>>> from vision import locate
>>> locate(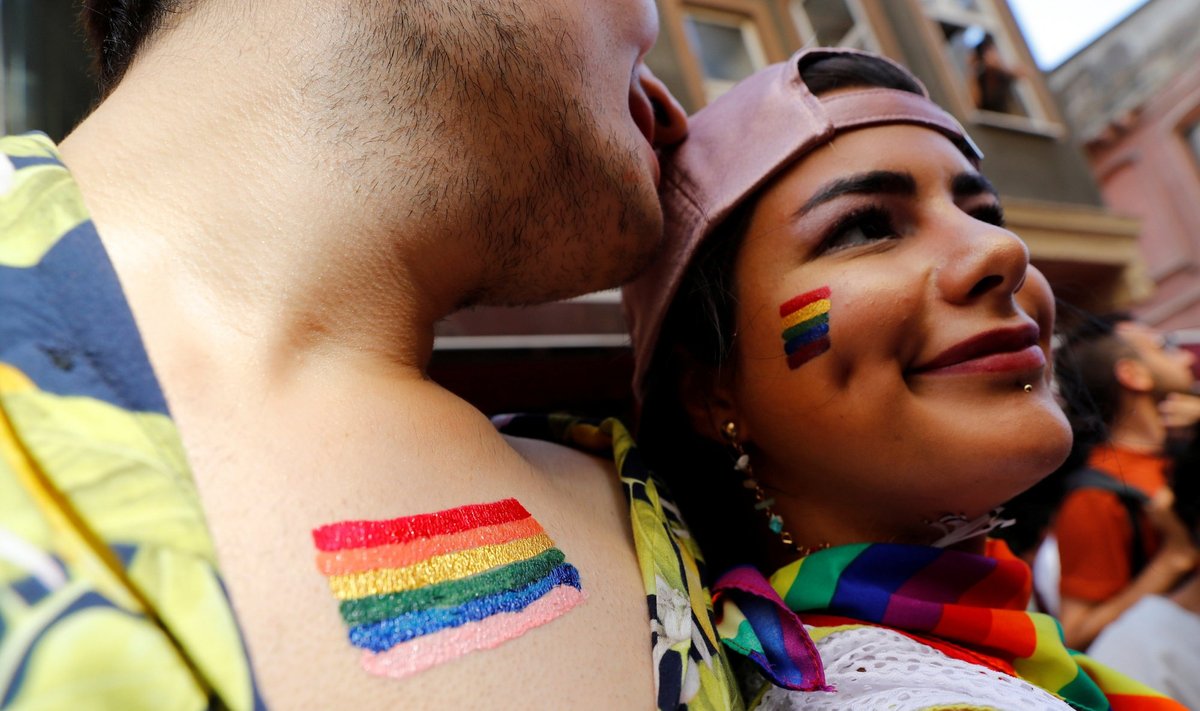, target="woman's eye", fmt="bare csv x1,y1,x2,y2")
970,203,1006,227
819,207,900,254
